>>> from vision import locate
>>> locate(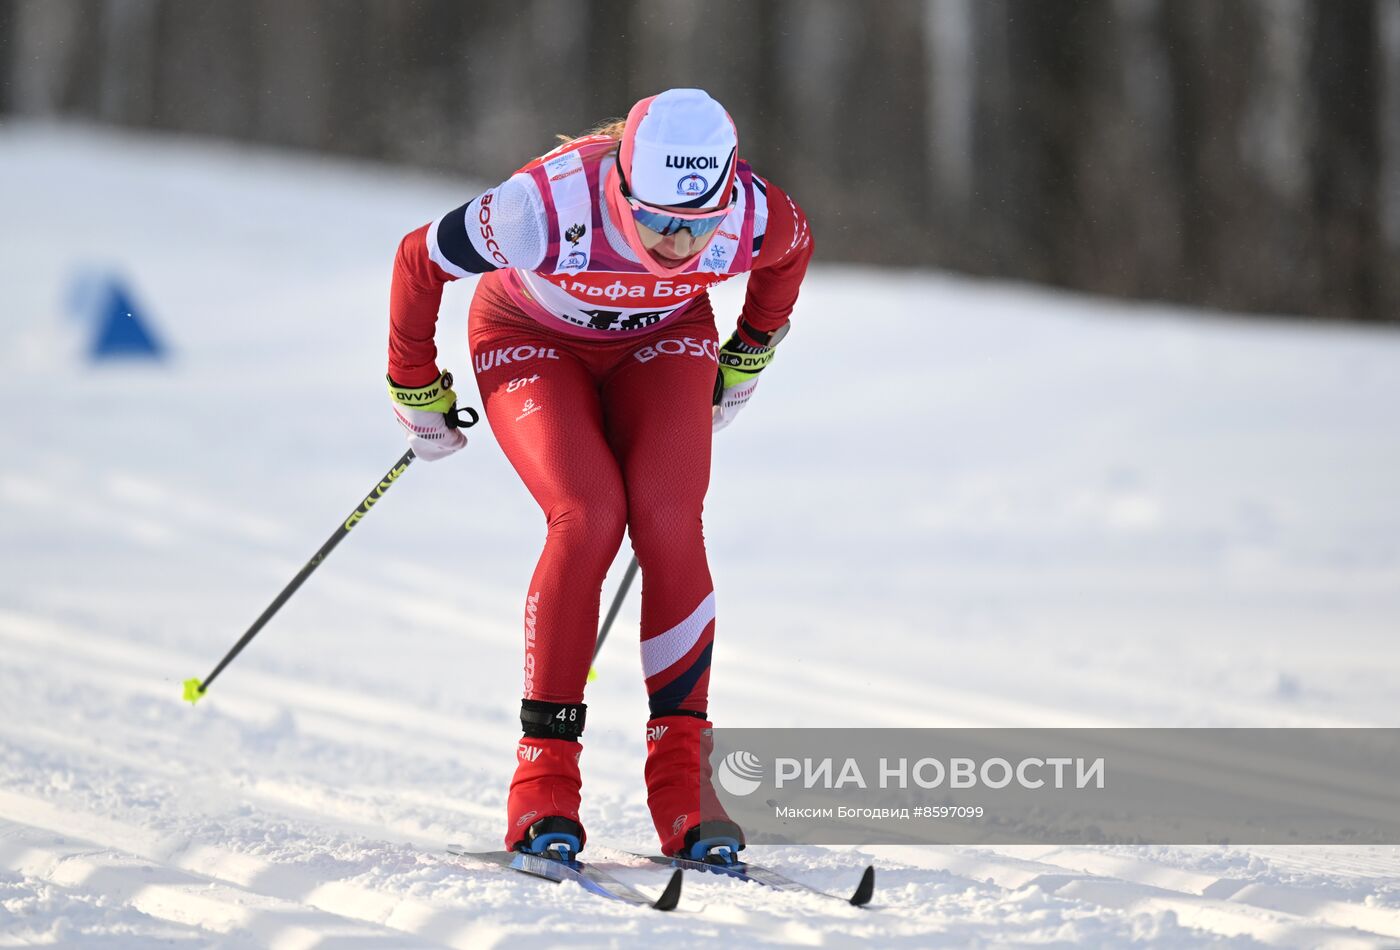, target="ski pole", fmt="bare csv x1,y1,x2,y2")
183,448,417,704
587,554,639,682
183,407,476,704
